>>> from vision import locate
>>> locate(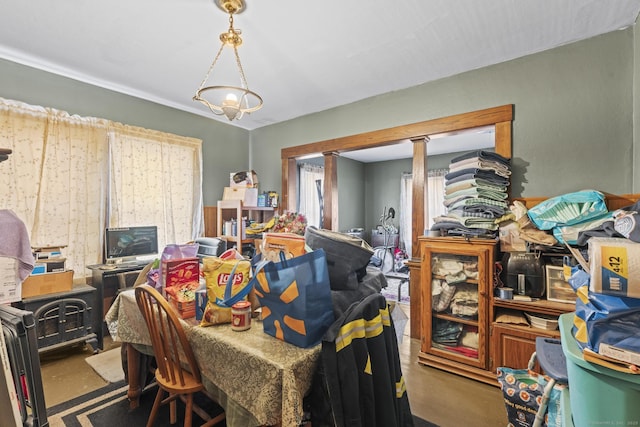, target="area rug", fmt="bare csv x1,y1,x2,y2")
47,381,437,426
381,276,411,304
85,347,125,383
